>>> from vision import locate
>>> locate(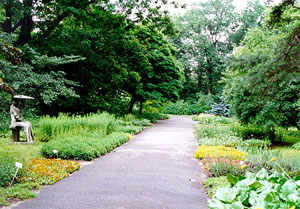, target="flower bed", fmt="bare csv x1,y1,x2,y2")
194,145,246,161
19,159,80,185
